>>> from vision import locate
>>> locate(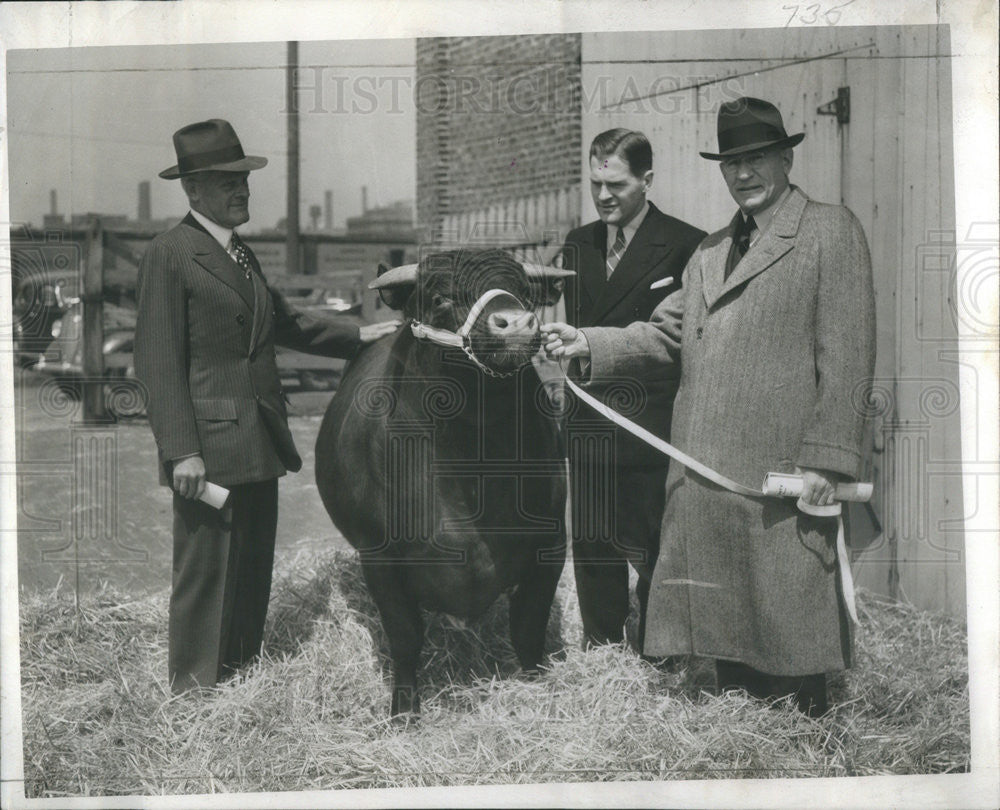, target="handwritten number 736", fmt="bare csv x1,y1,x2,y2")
783,0,855,26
